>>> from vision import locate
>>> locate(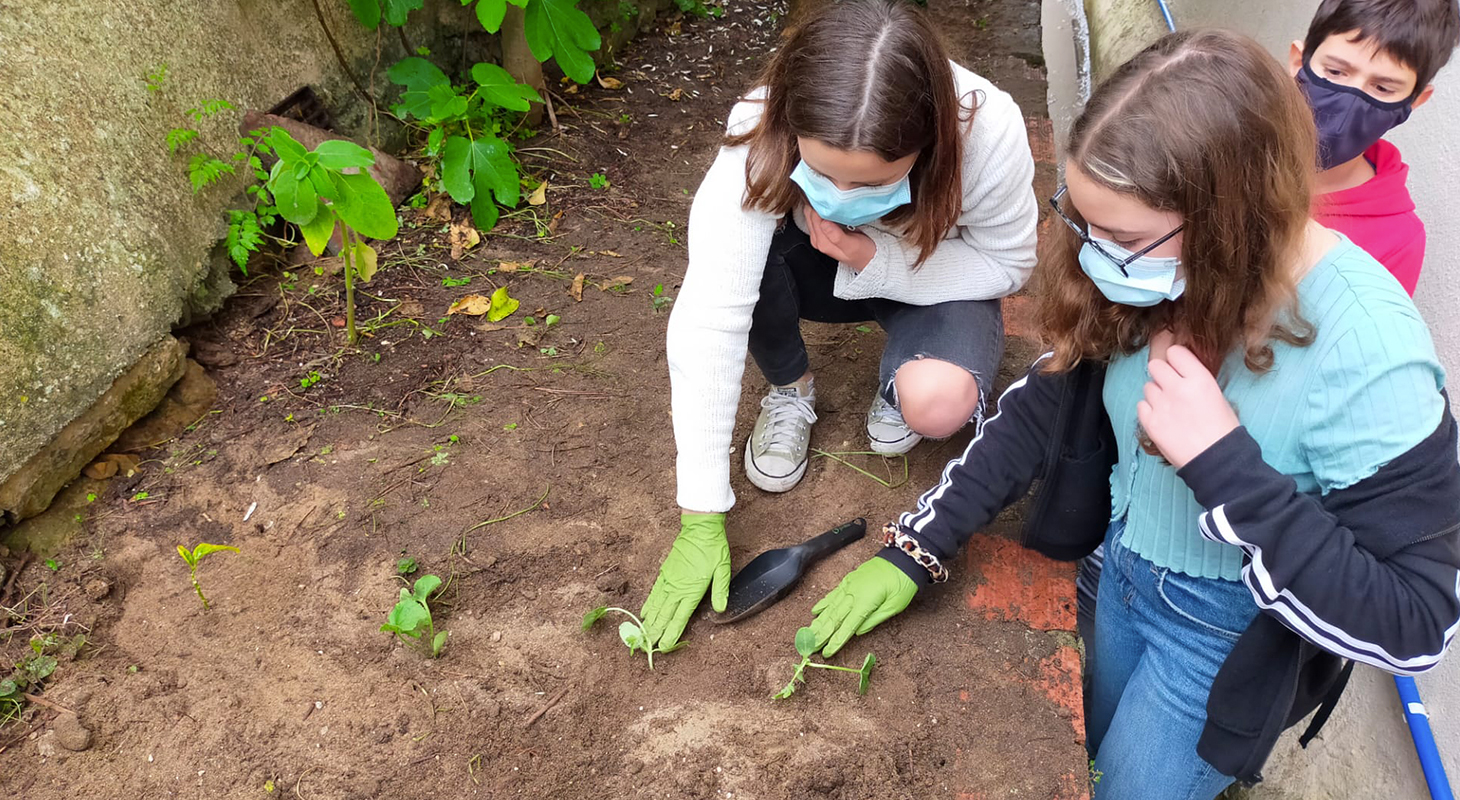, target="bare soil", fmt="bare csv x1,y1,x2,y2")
1,2,1086,798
